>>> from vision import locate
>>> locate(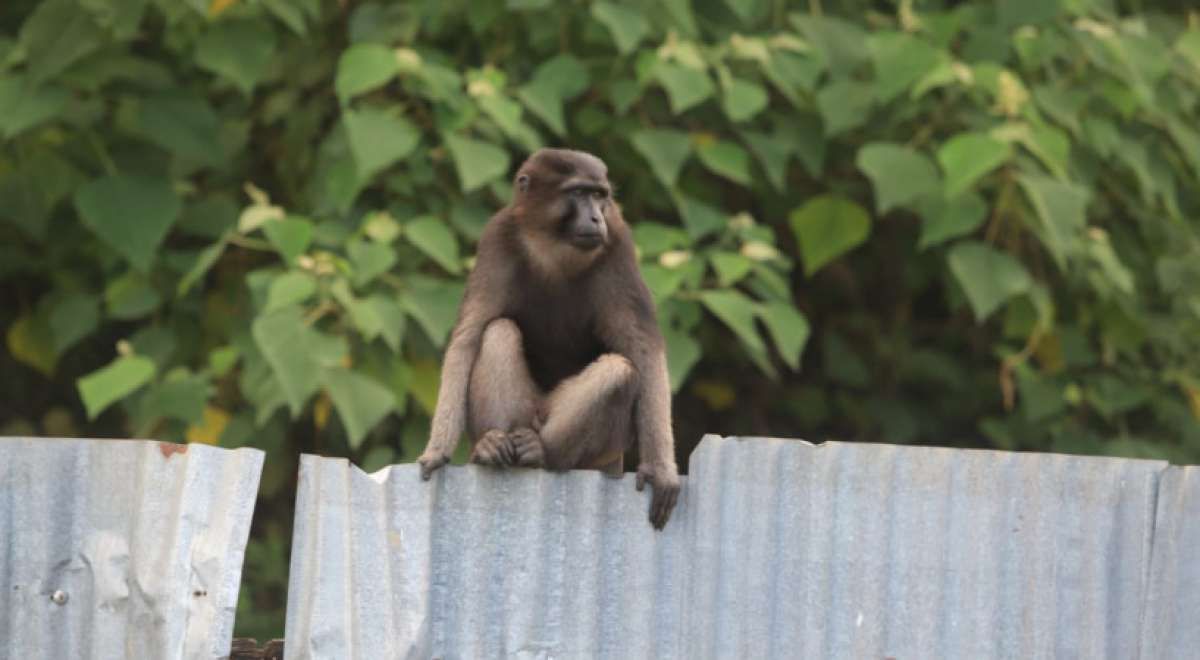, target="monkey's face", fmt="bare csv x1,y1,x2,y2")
559,184,610,250
515,149,613,252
